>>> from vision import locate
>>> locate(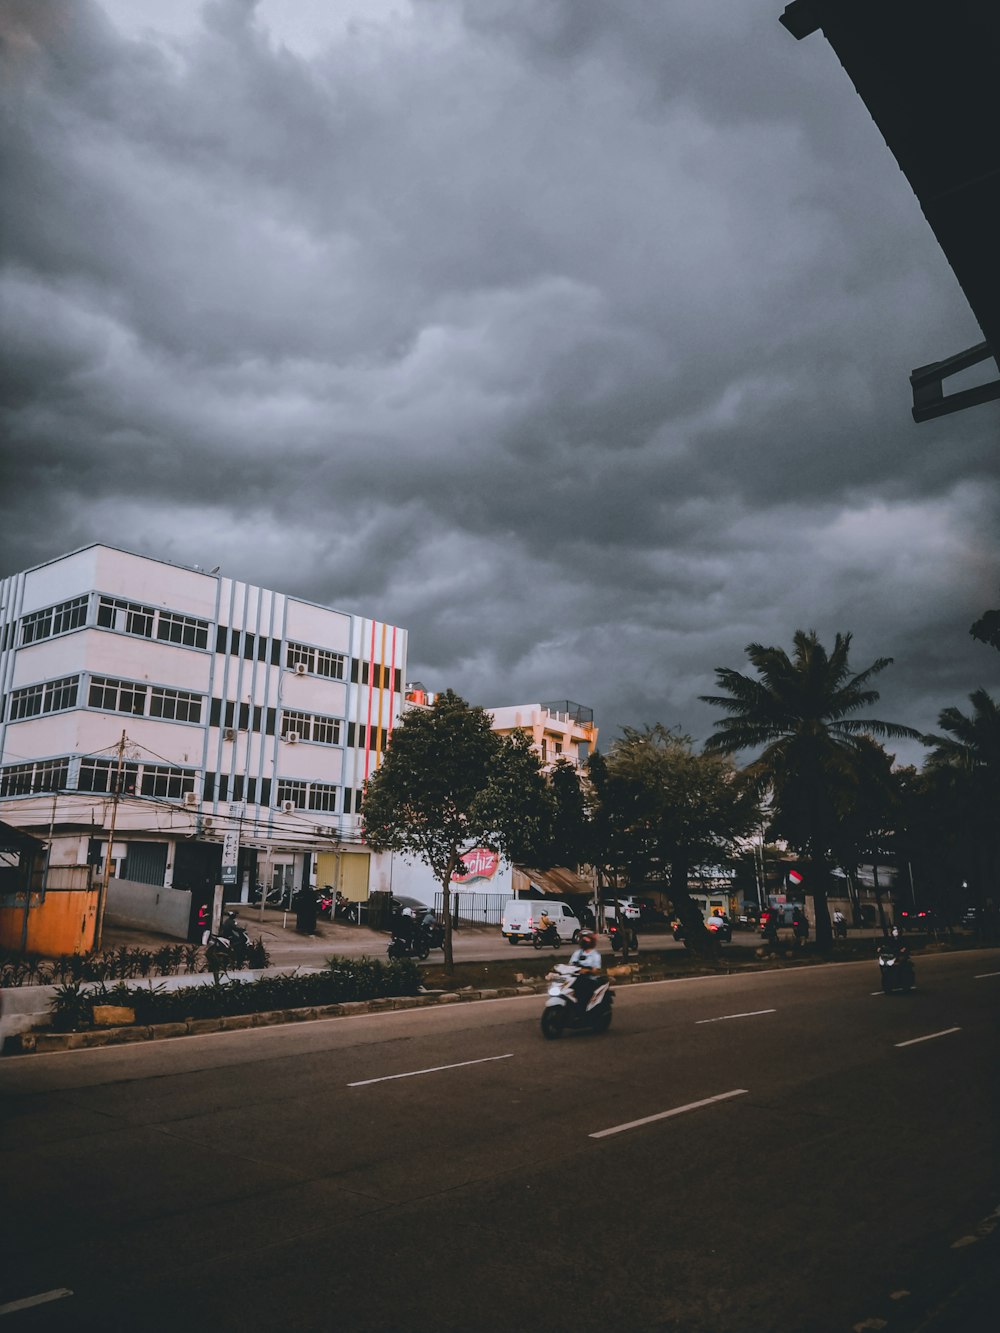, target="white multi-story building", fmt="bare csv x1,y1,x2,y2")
487,700,598,770
0,545,406,928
